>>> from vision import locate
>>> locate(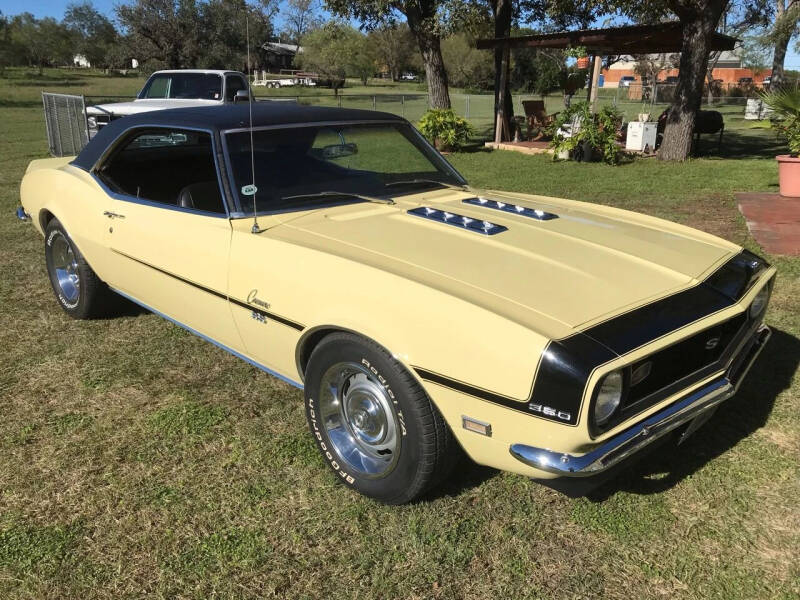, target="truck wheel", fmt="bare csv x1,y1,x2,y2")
44,218,110,319
304,332,460,504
